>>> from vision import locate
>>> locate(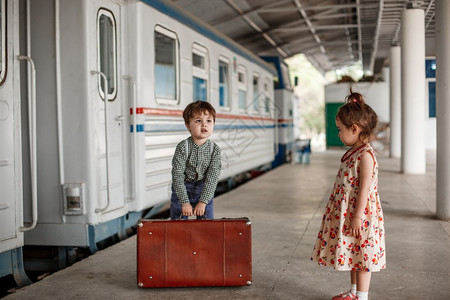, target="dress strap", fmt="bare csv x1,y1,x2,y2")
341,144,367,162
